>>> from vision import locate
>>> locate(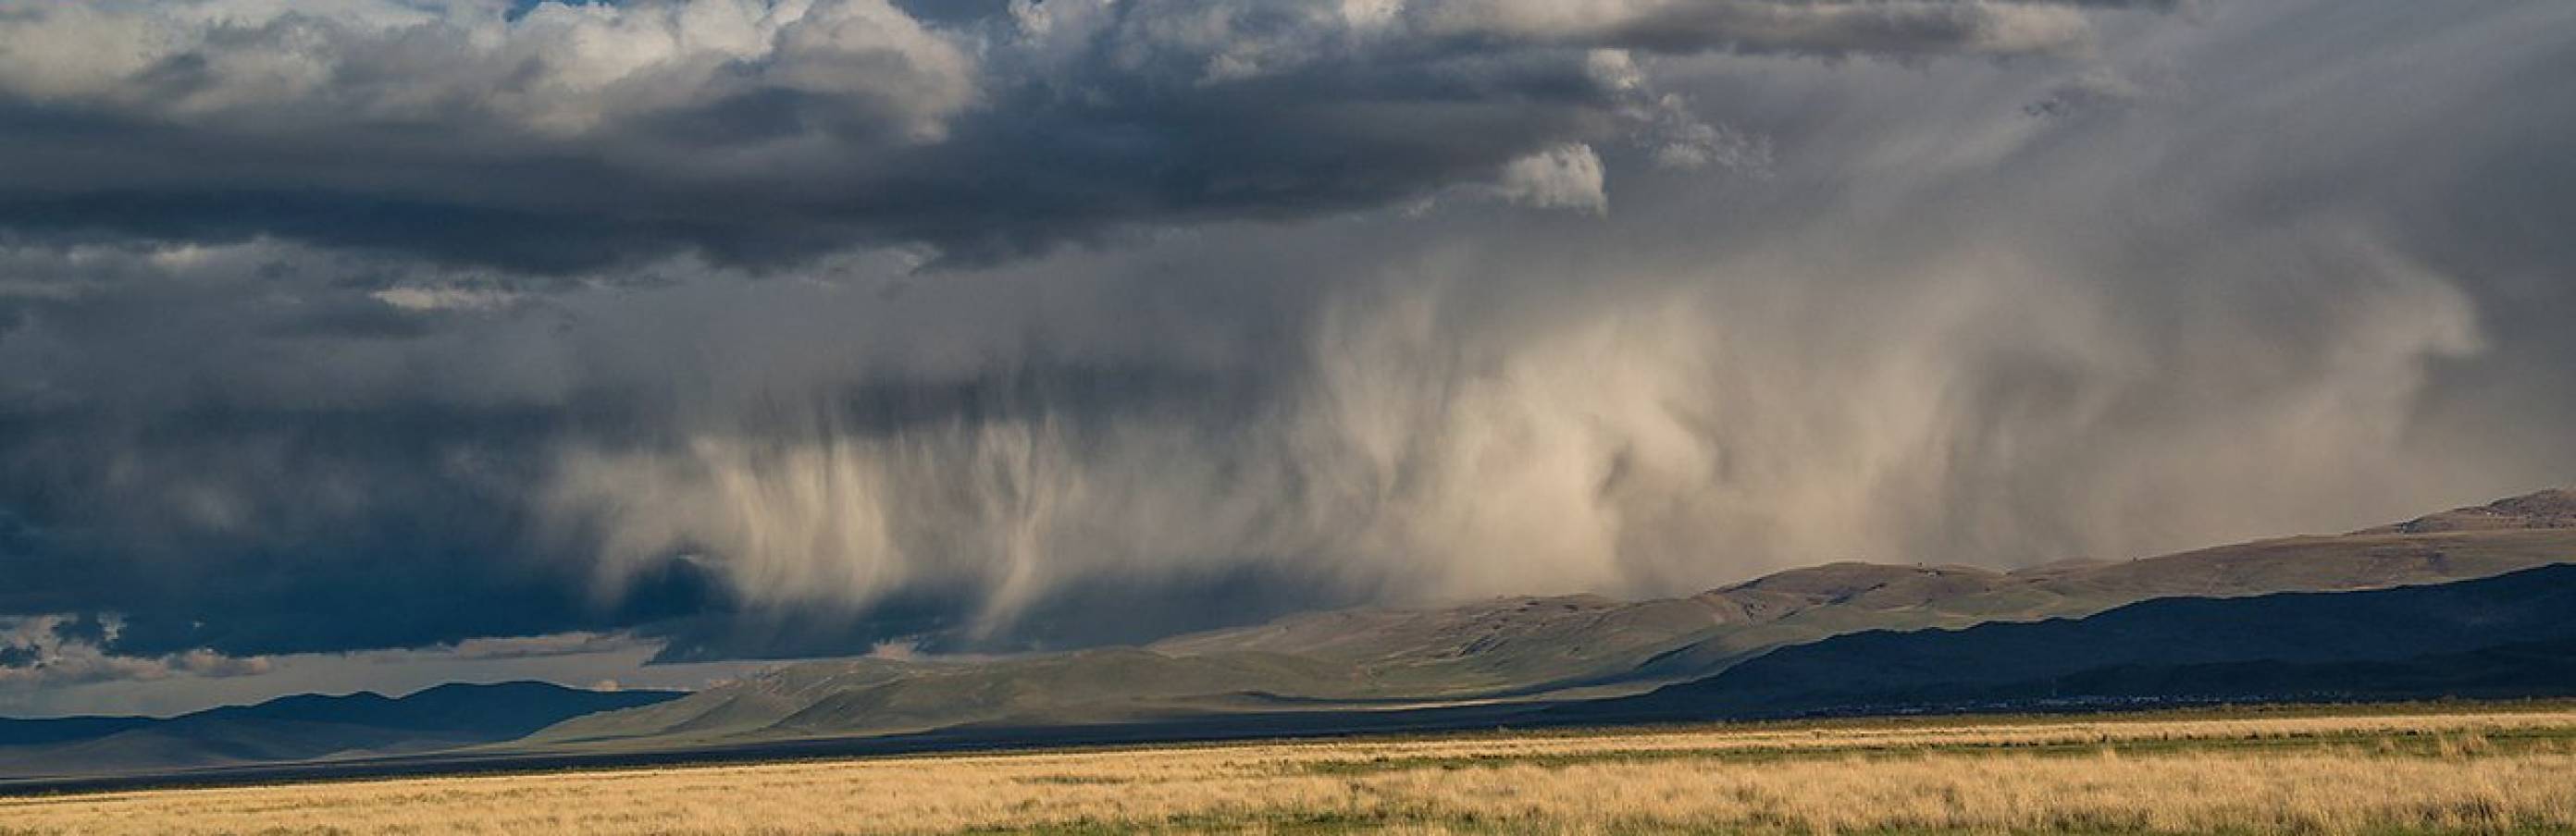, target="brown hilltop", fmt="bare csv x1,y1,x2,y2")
2360,488,2576,535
